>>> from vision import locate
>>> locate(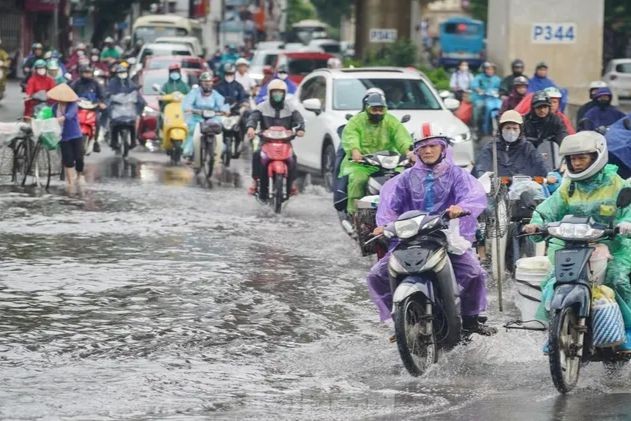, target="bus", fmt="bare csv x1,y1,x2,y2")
133,15,204,52
438,17,485,68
